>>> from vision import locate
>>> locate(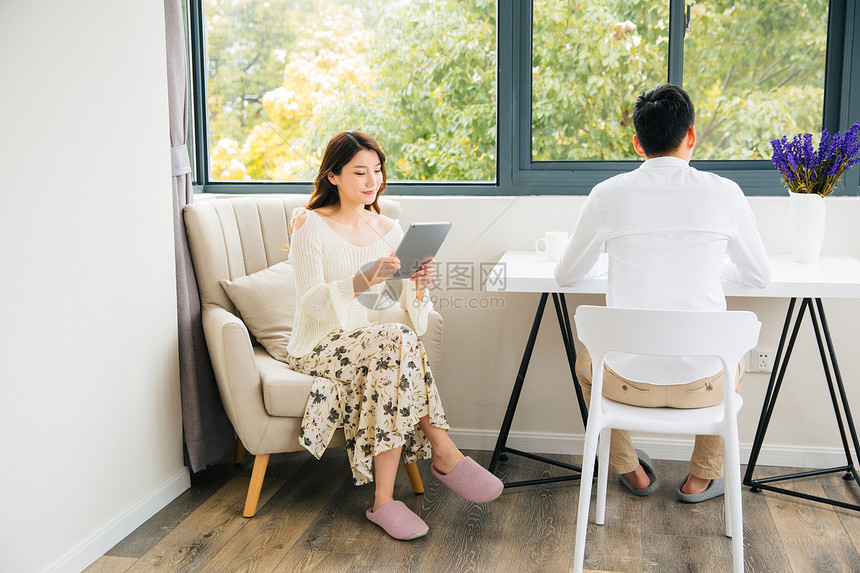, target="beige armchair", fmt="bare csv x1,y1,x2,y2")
184,196,443,517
